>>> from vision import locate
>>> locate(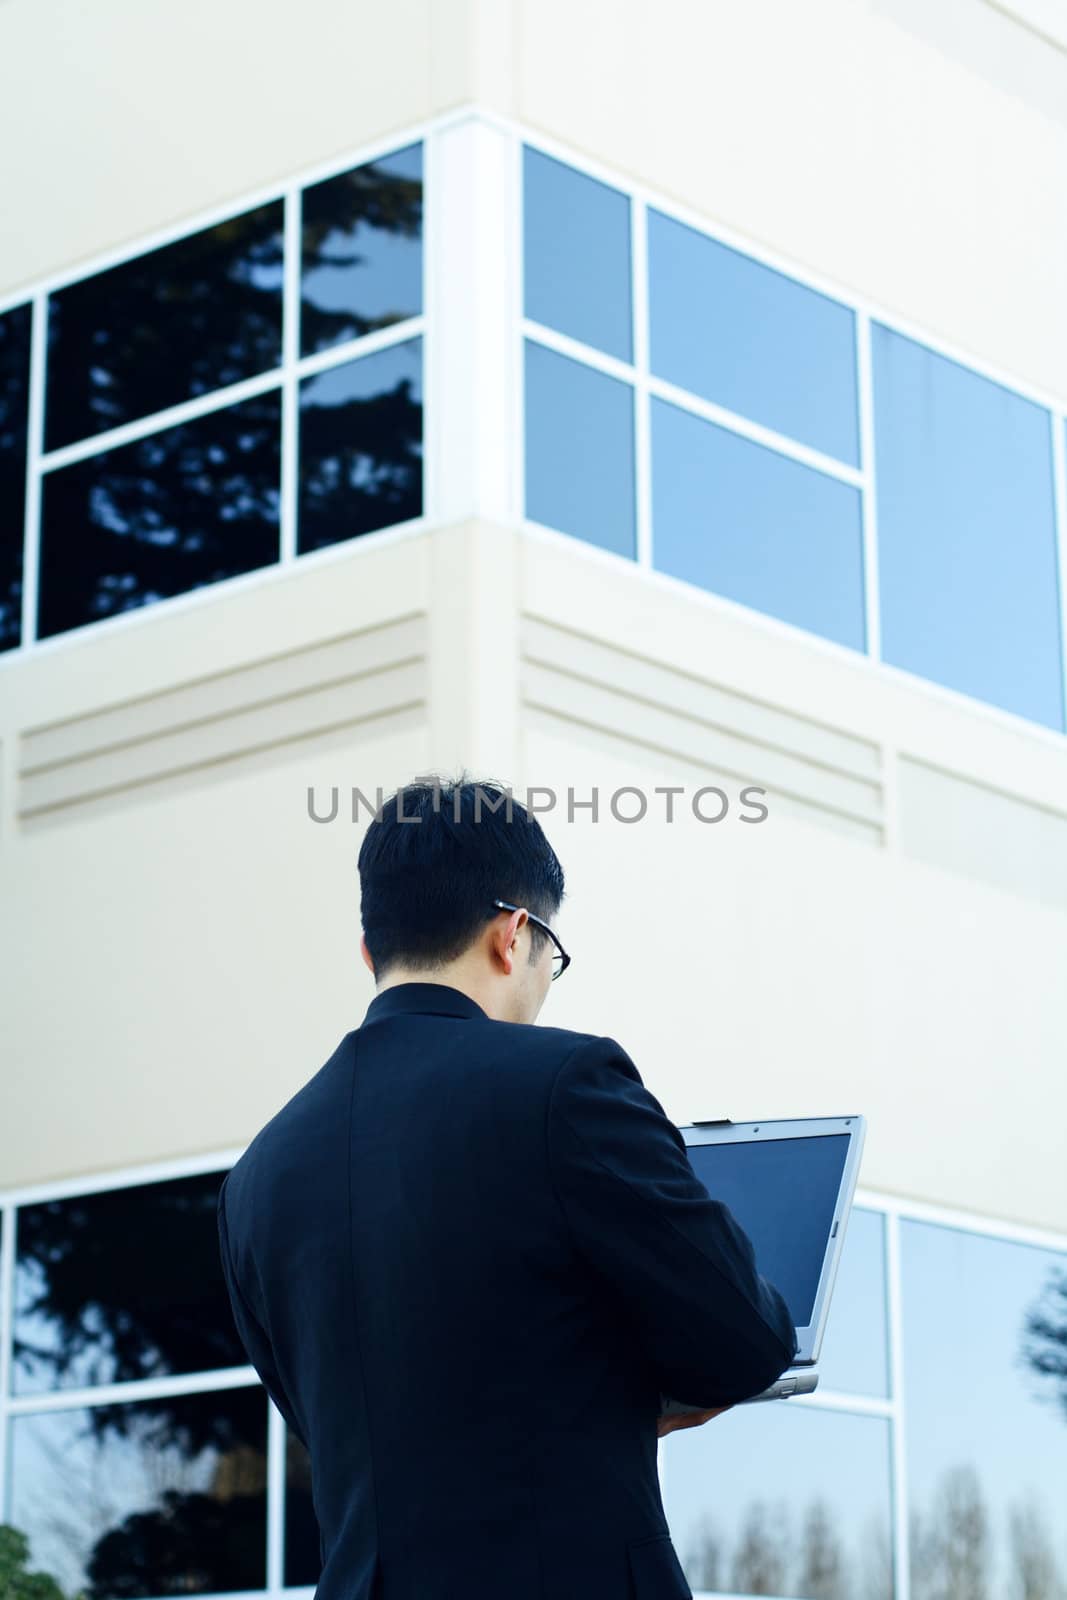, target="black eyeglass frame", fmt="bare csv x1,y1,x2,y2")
491,898,571,980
